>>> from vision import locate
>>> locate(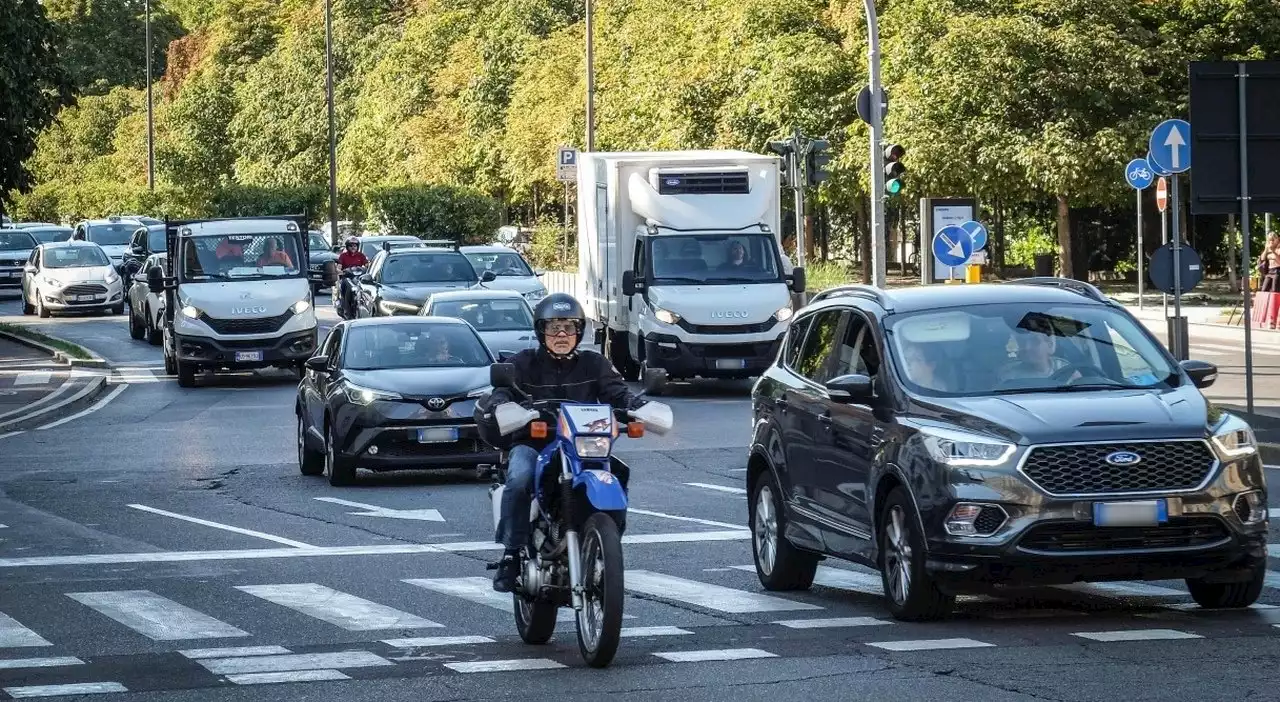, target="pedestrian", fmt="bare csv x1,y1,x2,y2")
1260,232,1280,293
